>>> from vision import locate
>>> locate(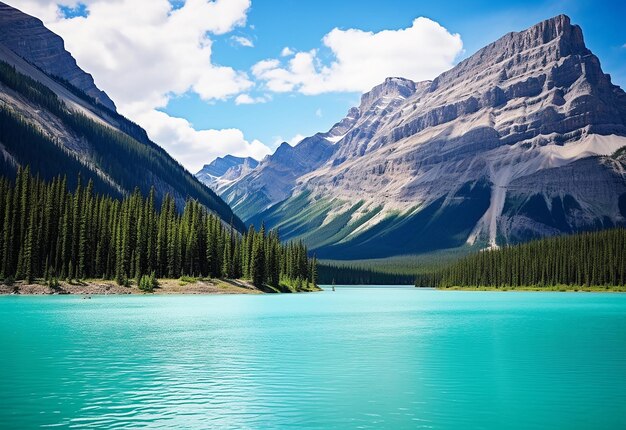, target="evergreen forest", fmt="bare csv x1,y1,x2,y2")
417,228,626,289
0,168,316,291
